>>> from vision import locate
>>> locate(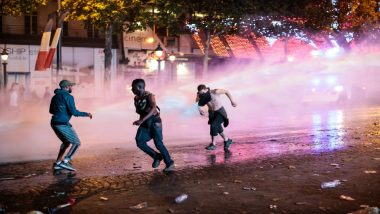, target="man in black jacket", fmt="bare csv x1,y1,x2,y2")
50,80,92,172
